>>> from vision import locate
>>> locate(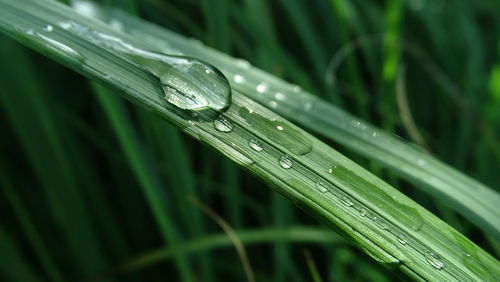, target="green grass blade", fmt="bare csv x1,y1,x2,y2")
93,4,500,239
0,36,108,277
0,169,64,282
0,1,498,280
90,83,194,282
0,227,43,282
122,226,342,273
